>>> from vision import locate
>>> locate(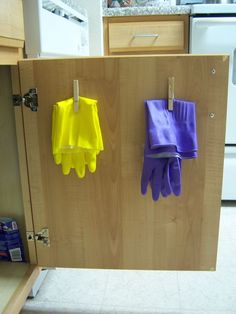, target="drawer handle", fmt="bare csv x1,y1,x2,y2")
133,34,159,38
